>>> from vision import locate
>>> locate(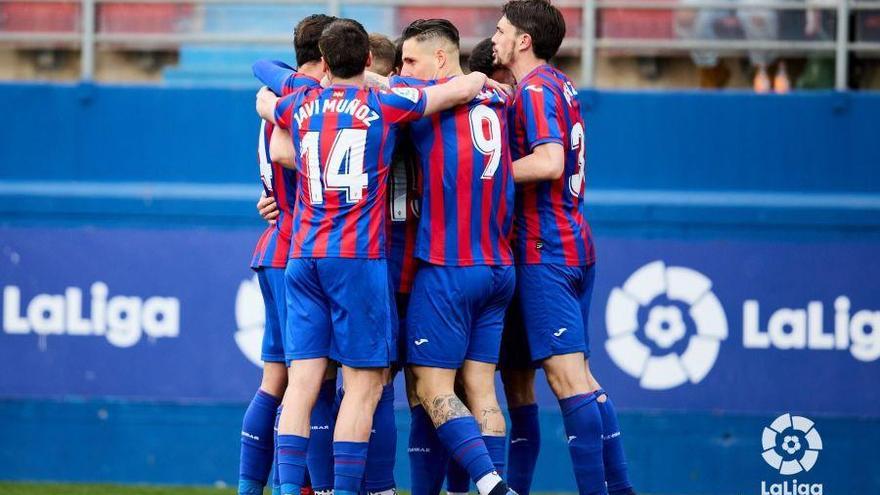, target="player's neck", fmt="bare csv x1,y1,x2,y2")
328,73,366,87
511,54,547,85
437,65,464,79
298,61,324,81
